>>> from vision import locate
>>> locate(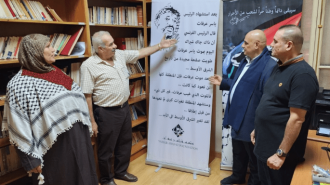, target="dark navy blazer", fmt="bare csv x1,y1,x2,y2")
220,48,276,142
